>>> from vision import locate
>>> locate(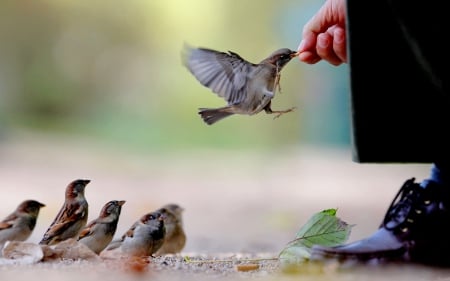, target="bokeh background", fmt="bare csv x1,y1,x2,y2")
0,0,351,149
0,0,429,255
